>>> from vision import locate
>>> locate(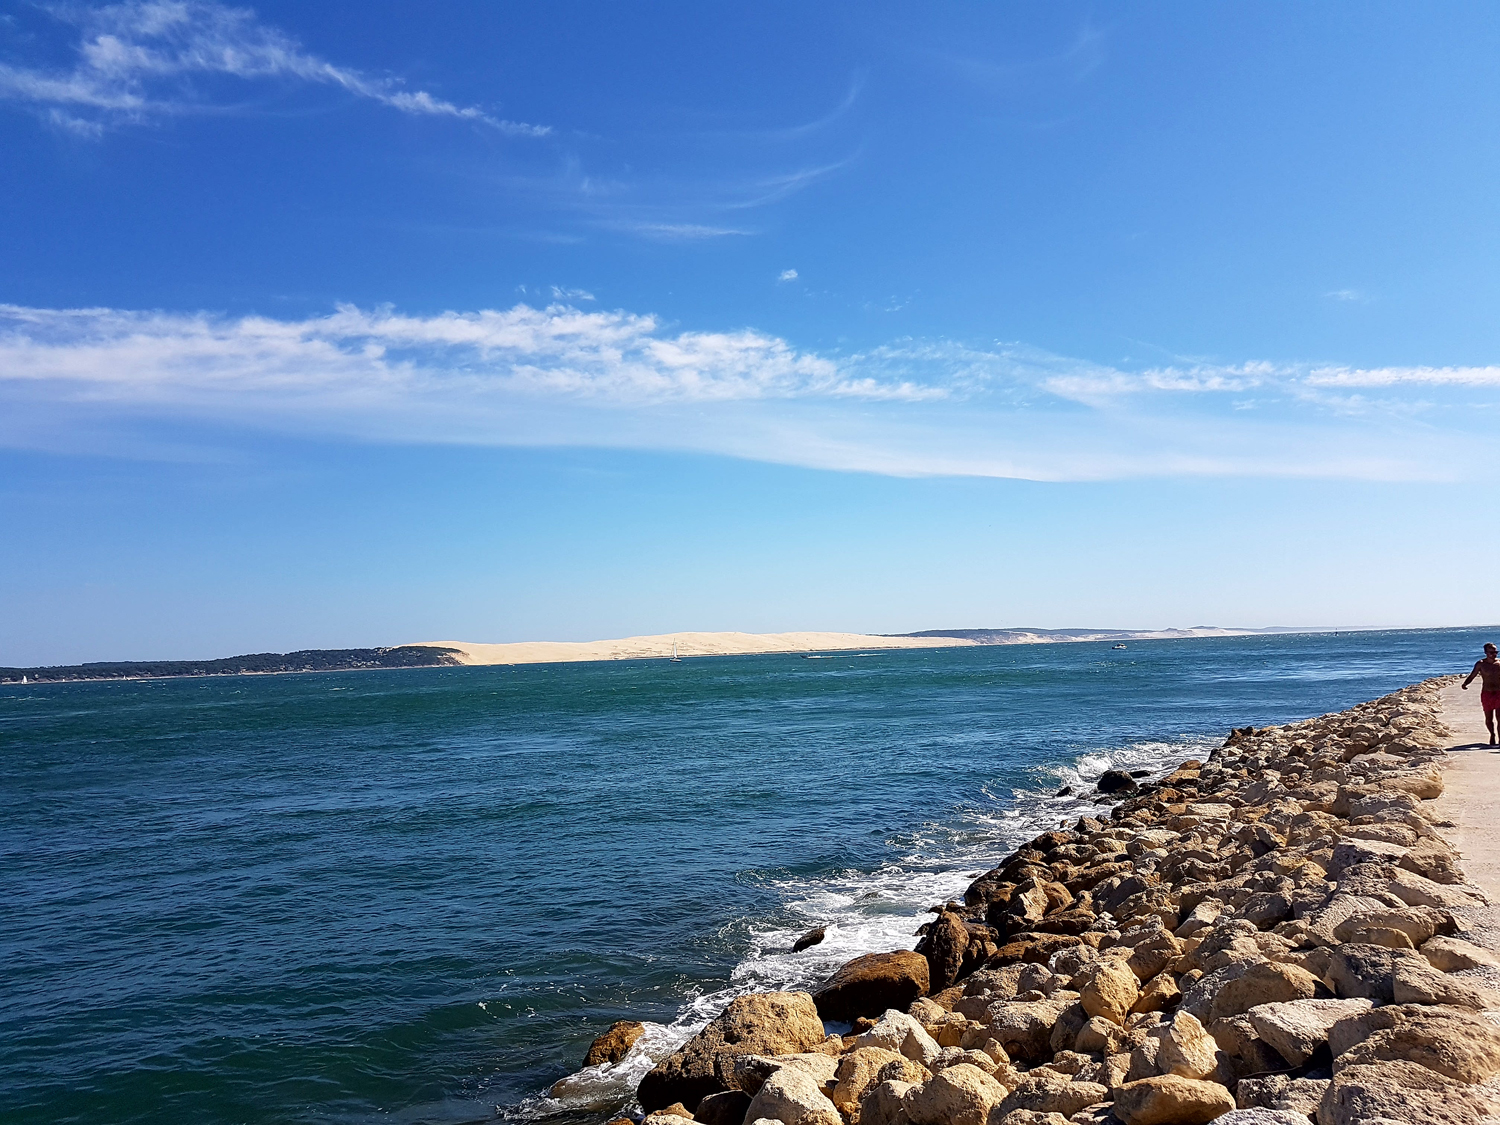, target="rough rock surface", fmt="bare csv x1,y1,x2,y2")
813,953,931,1023
606,679,1500,1125
584,1020,646,1067
638,992,826,1111
1114,1075,1236,1125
